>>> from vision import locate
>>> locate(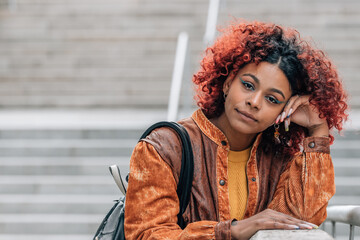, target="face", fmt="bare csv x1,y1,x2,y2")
222,62,292,135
